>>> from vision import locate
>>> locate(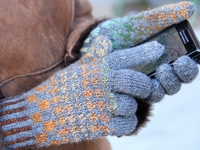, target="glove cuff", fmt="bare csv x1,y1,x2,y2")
0,96,36,150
